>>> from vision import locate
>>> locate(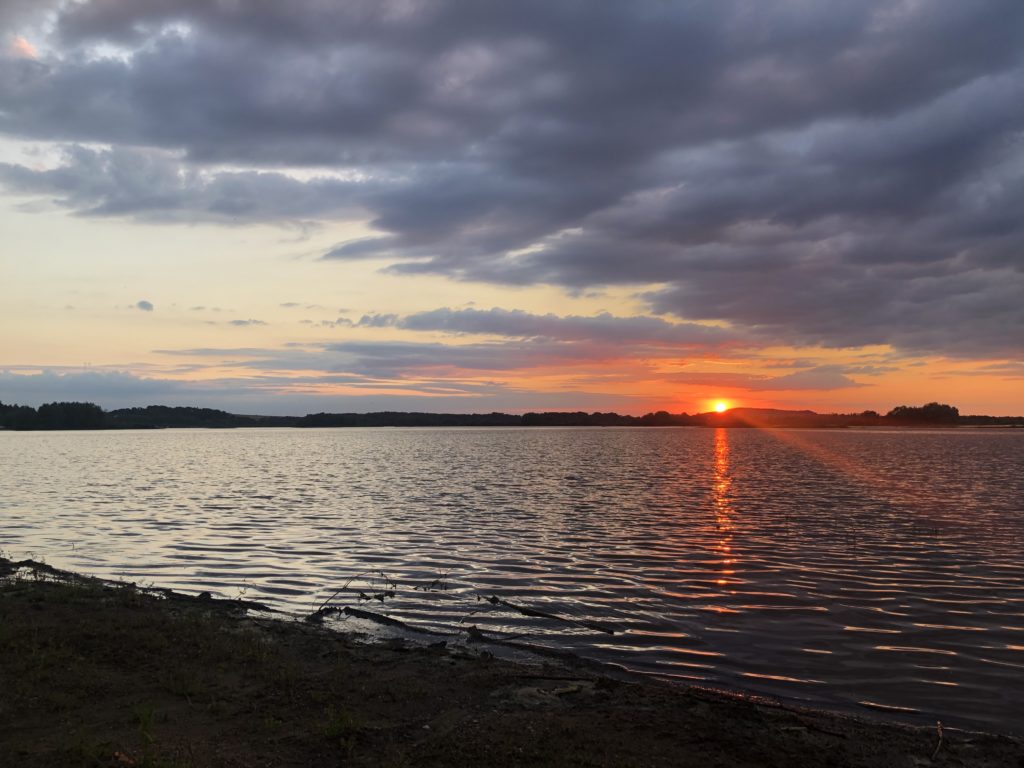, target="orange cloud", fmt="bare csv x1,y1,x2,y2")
10,36,38,59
